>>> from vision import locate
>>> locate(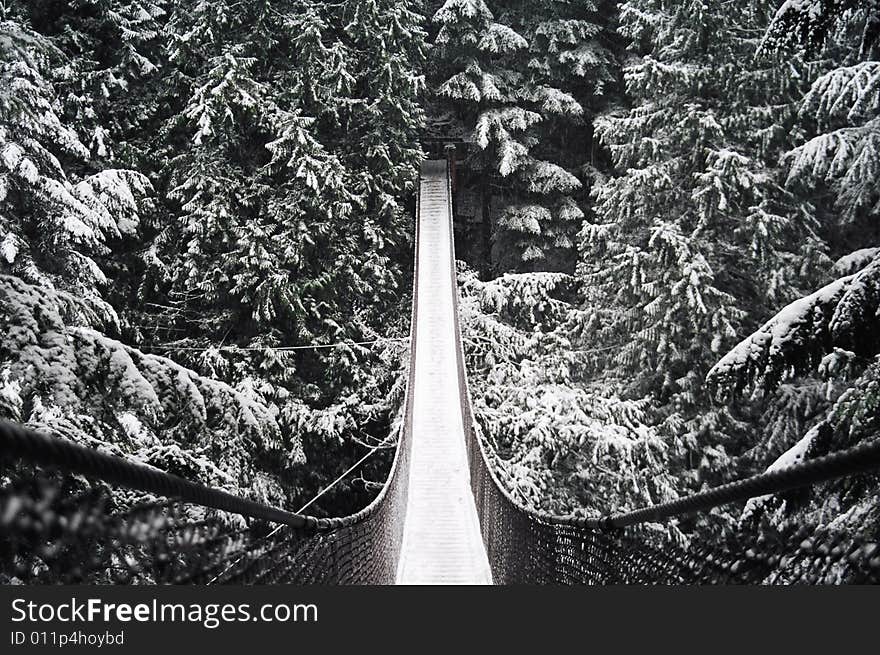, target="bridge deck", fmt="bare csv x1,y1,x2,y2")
396,161,492,585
